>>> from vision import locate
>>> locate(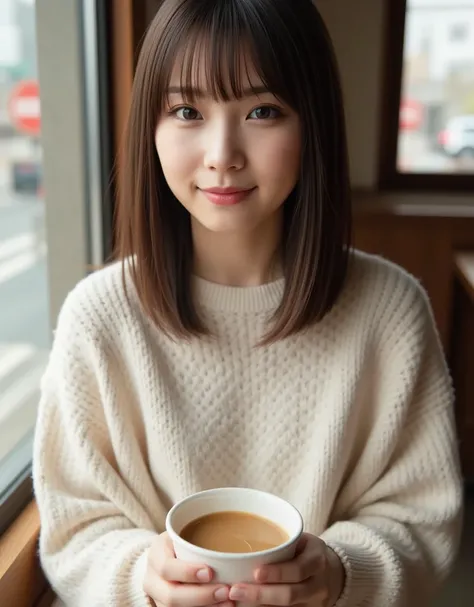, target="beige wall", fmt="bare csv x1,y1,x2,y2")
316,0,388,190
